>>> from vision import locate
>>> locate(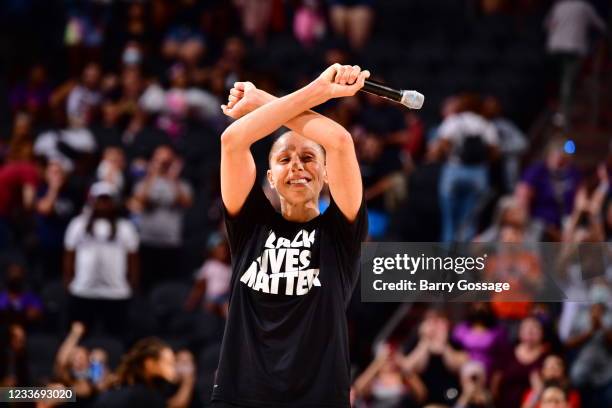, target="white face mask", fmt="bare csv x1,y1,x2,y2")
92,219,112,240
123,47,142,65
